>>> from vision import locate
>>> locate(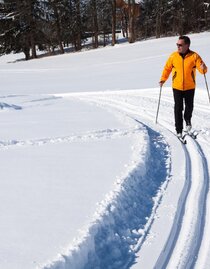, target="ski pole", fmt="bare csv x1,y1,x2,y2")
204,73,210,103
155,85,163,124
